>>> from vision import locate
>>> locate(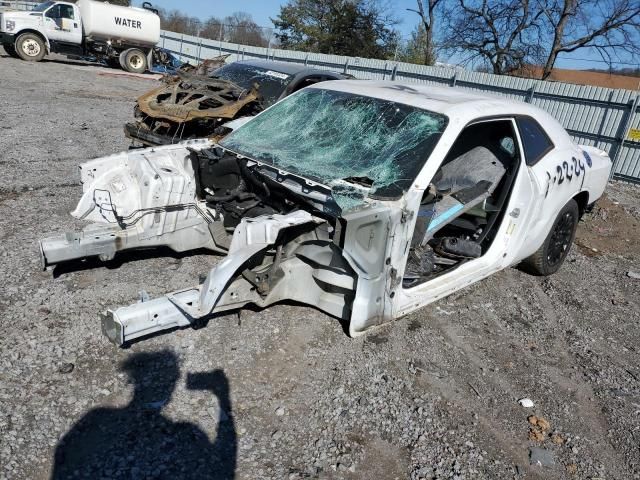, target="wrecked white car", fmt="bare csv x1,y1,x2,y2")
40,81,612,345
